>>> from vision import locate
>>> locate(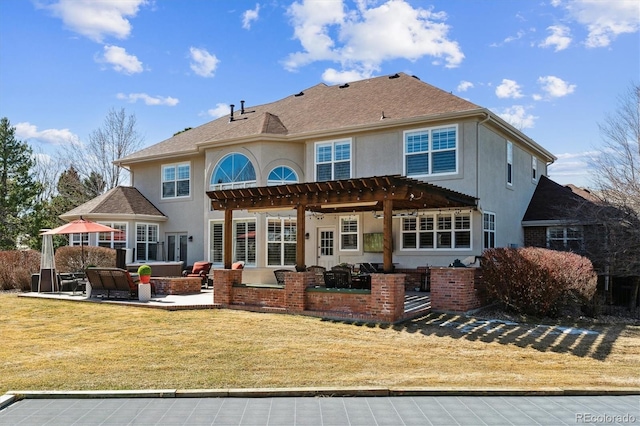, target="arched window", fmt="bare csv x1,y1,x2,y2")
210,153,256,190
267,166,298,186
